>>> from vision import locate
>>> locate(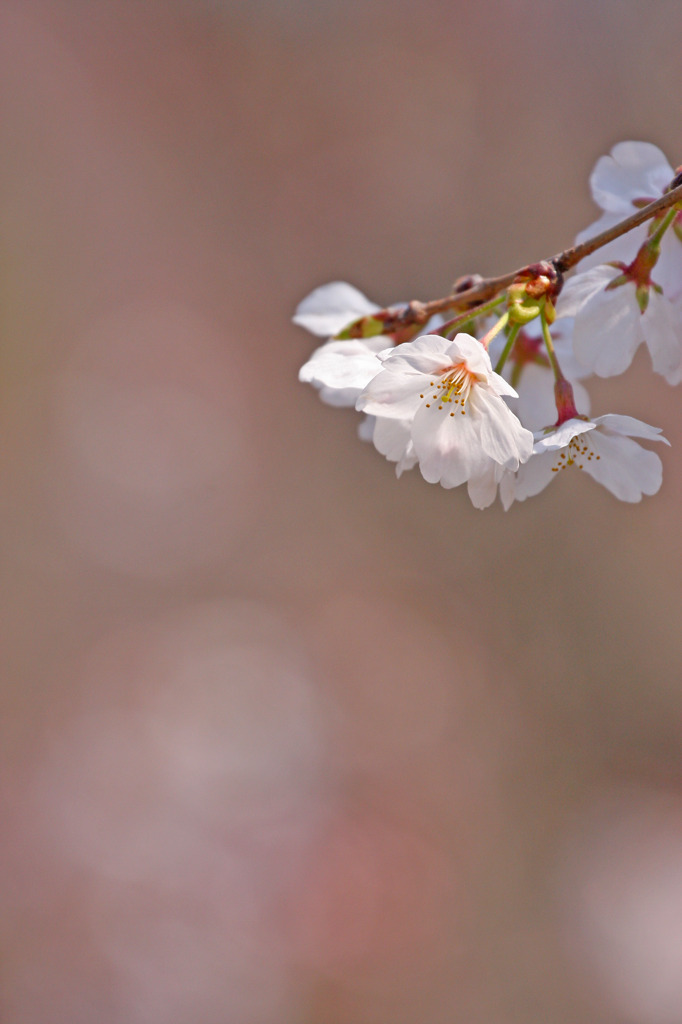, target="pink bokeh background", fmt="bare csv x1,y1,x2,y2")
3,2,682,1021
